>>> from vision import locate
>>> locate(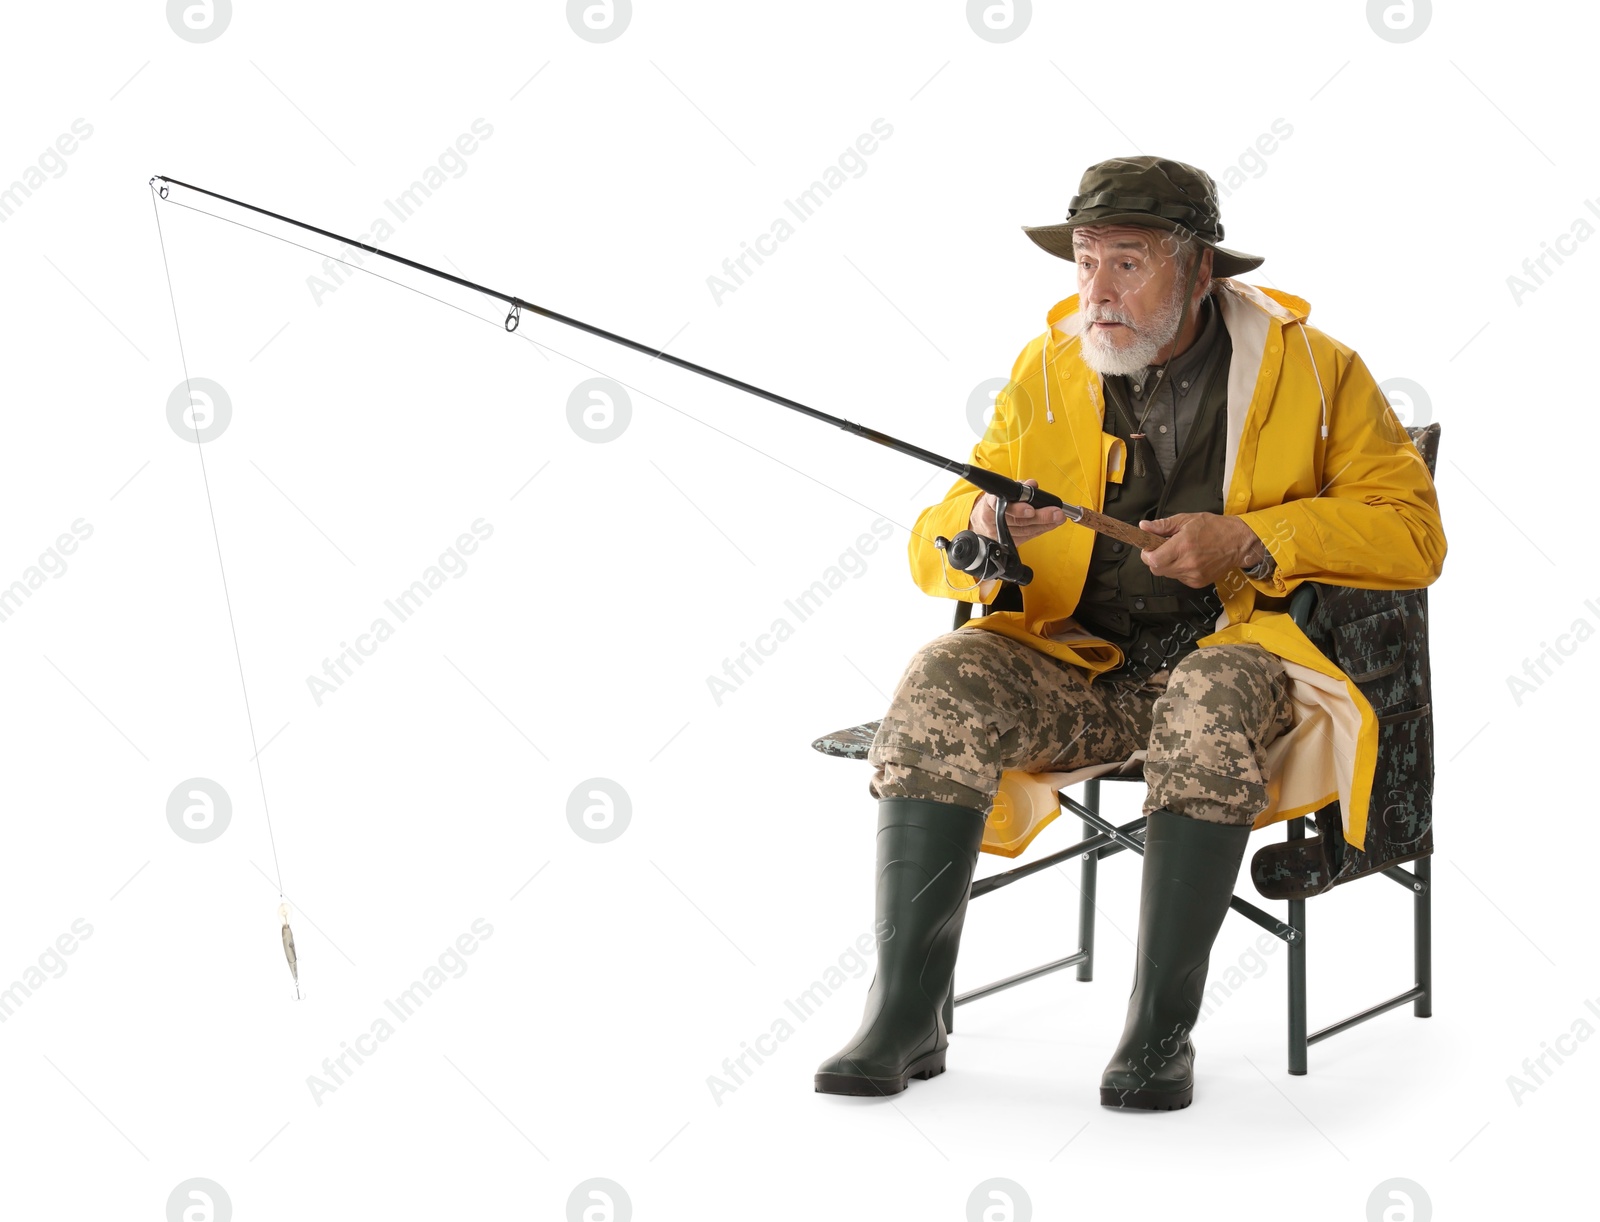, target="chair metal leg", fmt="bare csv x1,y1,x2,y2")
950,775,1429,1068
954,785,1134,1013
943,981,955,1035
1286,816,1309,1075
1077,779,1100,982
1414,854,1432,1018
